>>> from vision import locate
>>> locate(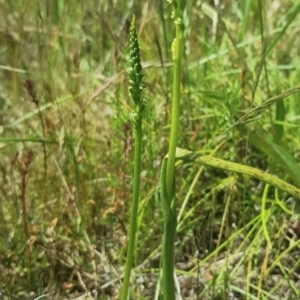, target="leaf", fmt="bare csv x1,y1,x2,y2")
195,155,300,199
175,147,300,200
237,125,300,187
274,100,285,143
266,3,300,56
